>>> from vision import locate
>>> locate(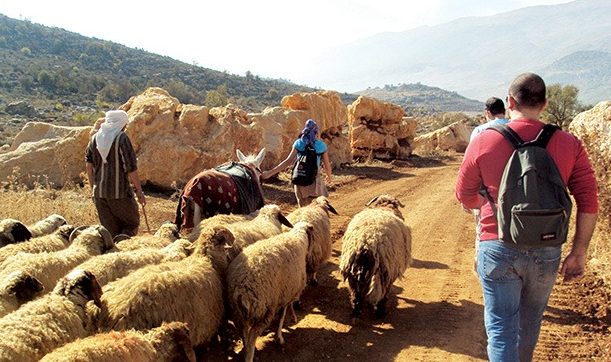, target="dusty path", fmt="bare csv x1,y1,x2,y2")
202,157,609,361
